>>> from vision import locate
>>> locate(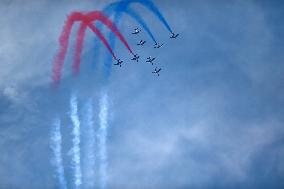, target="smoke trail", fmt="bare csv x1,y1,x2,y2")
50,117,67,189
126,7,157,43
135,0,173,33
73,21,119,74
103,0,173,44
70,93,82,188
82,98,96,188
88,11,134,55
52,11,134,84
103,1,157,44
73,23,87,74
98,92,109,189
